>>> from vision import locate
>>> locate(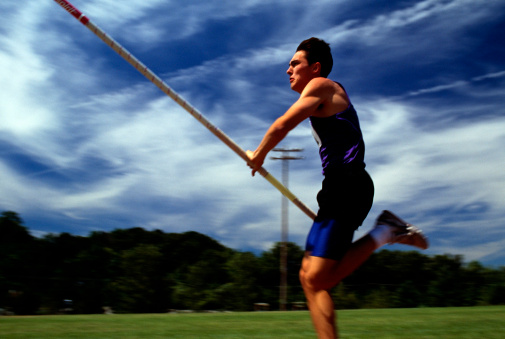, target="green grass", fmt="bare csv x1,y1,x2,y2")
1,306,505,338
